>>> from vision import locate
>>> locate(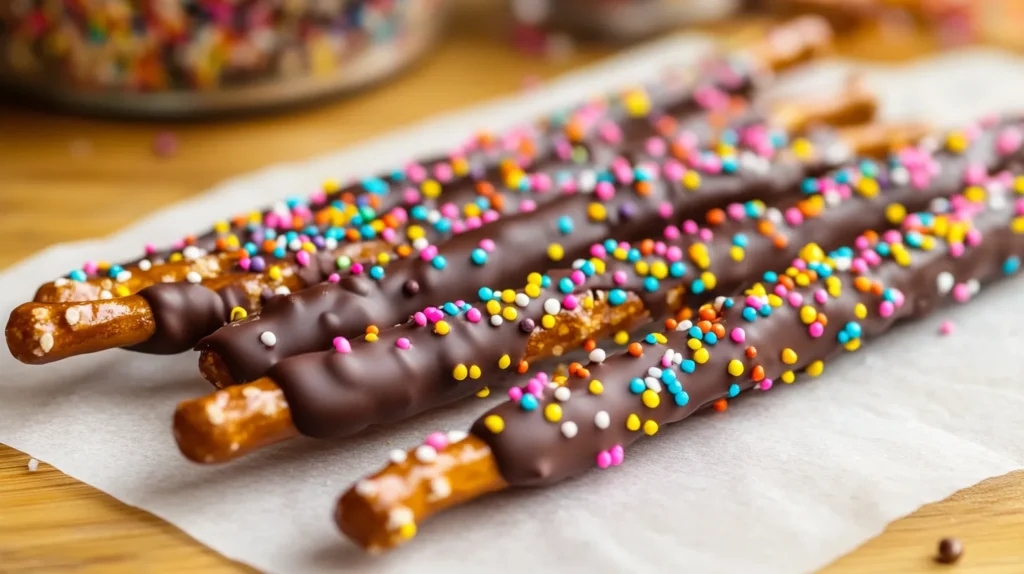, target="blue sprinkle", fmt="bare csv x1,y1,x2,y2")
558,216,574,234
520,394,539,411
674,391,690,407
905,231,923,248
434,220,452,234
667,381,682,395
688,326,703,340
108,265,124,278
580,261,596,276
286,196,301,208
629,378,646,394
609,289,627,306
431,256,447,270
744,202,761,218
834,171,851,184
273,247,286,259
661,369,676,383
875,242,891,257
860,160,878,178
681,360,696,373
285,231,299,242
732,233,749,248
763,271,778,283
361,177,388,195
478,287,494,302
390,169,405,181
410,205,428,220
603,239,618,252
443,302,459,315
1004,256,1021,275
722,157,737,173
559,277,575,294
540,275,552,288
837,331,850,344
728,384,740,398
882,288,898,302
742,307,758,322
670,262,686,278
845,321,862,338
722,297,734,309
644,333,659,345
471,248,488,265
704,332,718,345
691,279,706,295
475,197,492,211
369,266,385,280
759,305,772,317
801,178,820,194
359,225,376,240
69,270,87,282
720,129,738,145
244,243,258,256
643,277,659,292
627,248,641,263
